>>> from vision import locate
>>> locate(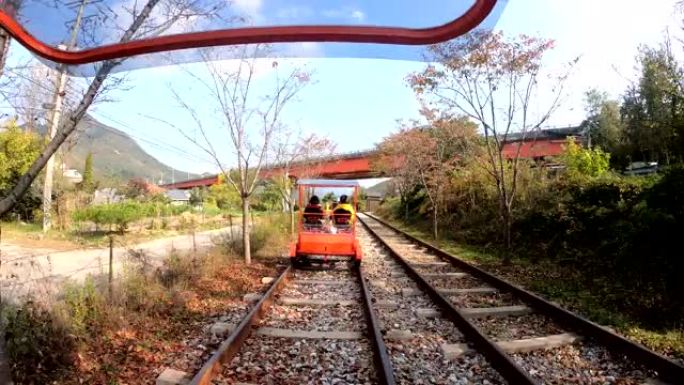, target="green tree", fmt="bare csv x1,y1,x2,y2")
560,137,611,178
80,152,95,193
0,121,43,220
207,176,240,211
189,187,206,207
583,89,624,156
0,121,42,190
621,40,684,164
321,192,337,205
